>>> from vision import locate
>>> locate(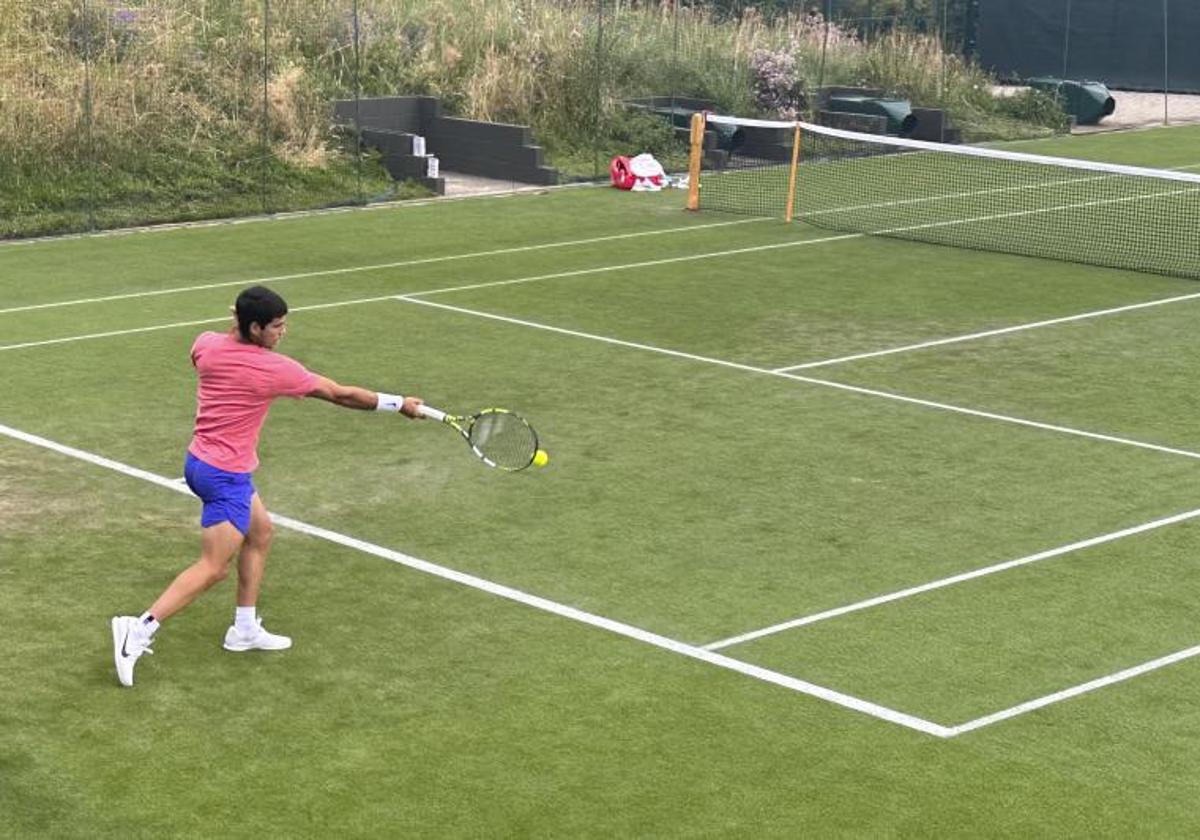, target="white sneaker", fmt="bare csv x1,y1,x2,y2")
111,616,153,687
222,617,292,652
